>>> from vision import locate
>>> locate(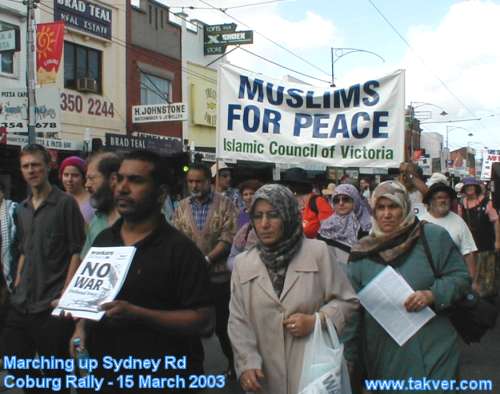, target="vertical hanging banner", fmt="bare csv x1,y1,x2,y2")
36,21,65,85
216,65,405,168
